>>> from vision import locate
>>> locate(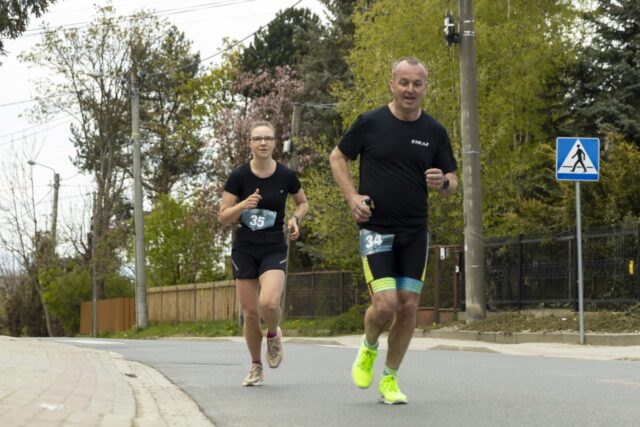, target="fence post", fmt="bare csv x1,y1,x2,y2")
571,230,578,311
339,272,344,313
453,247,459,315
517,234,523,310
459,248,466,312
636,223,640,301
434,245,441,324
311,272,316,317
193,283,197,322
